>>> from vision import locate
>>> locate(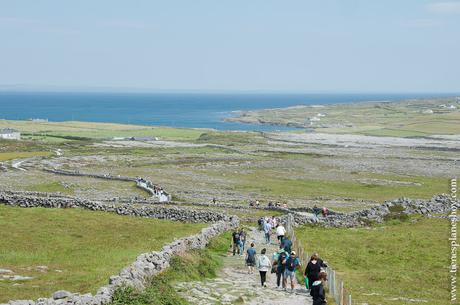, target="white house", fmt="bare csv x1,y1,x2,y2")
0,128,21,140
